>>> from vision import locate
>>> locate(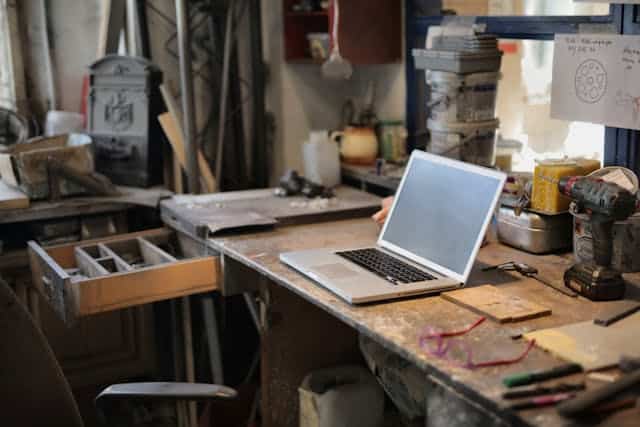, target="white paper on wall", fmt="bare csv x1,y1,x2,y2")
575,1,640,4
551,34,640,131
